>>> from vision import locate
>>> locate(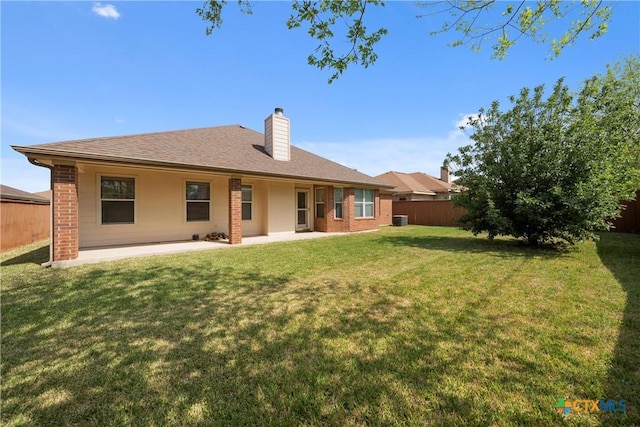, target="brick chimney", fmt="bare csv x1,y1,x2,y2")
264,107,290,161
440,164,451,183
